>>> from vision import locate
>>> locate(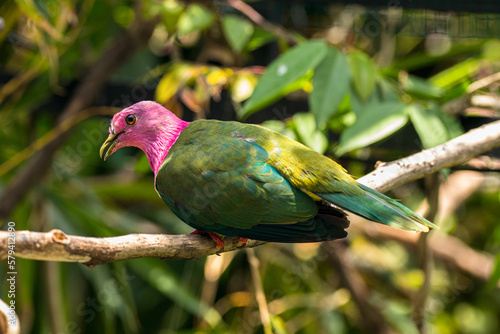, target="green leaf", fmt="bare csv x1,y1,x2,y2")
441,81,469,103
434,105,464,139
129,259,223,328
292,113,328,153
487,253,500,289
261,120,286,133
378,78,400,103
240,40,329,119
430,58,480,89
80,265,139,332
349,83,381,116
244,26,276,52
261,120,297,140
222,15,254,53
160,0,185,34
337,102,408,155
177,4,214,36
482,39,500,61
408,104,449,149
310,47,350,126
155,63,192,104
400,74,444,100
230,73,258,103
348,51,377,101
